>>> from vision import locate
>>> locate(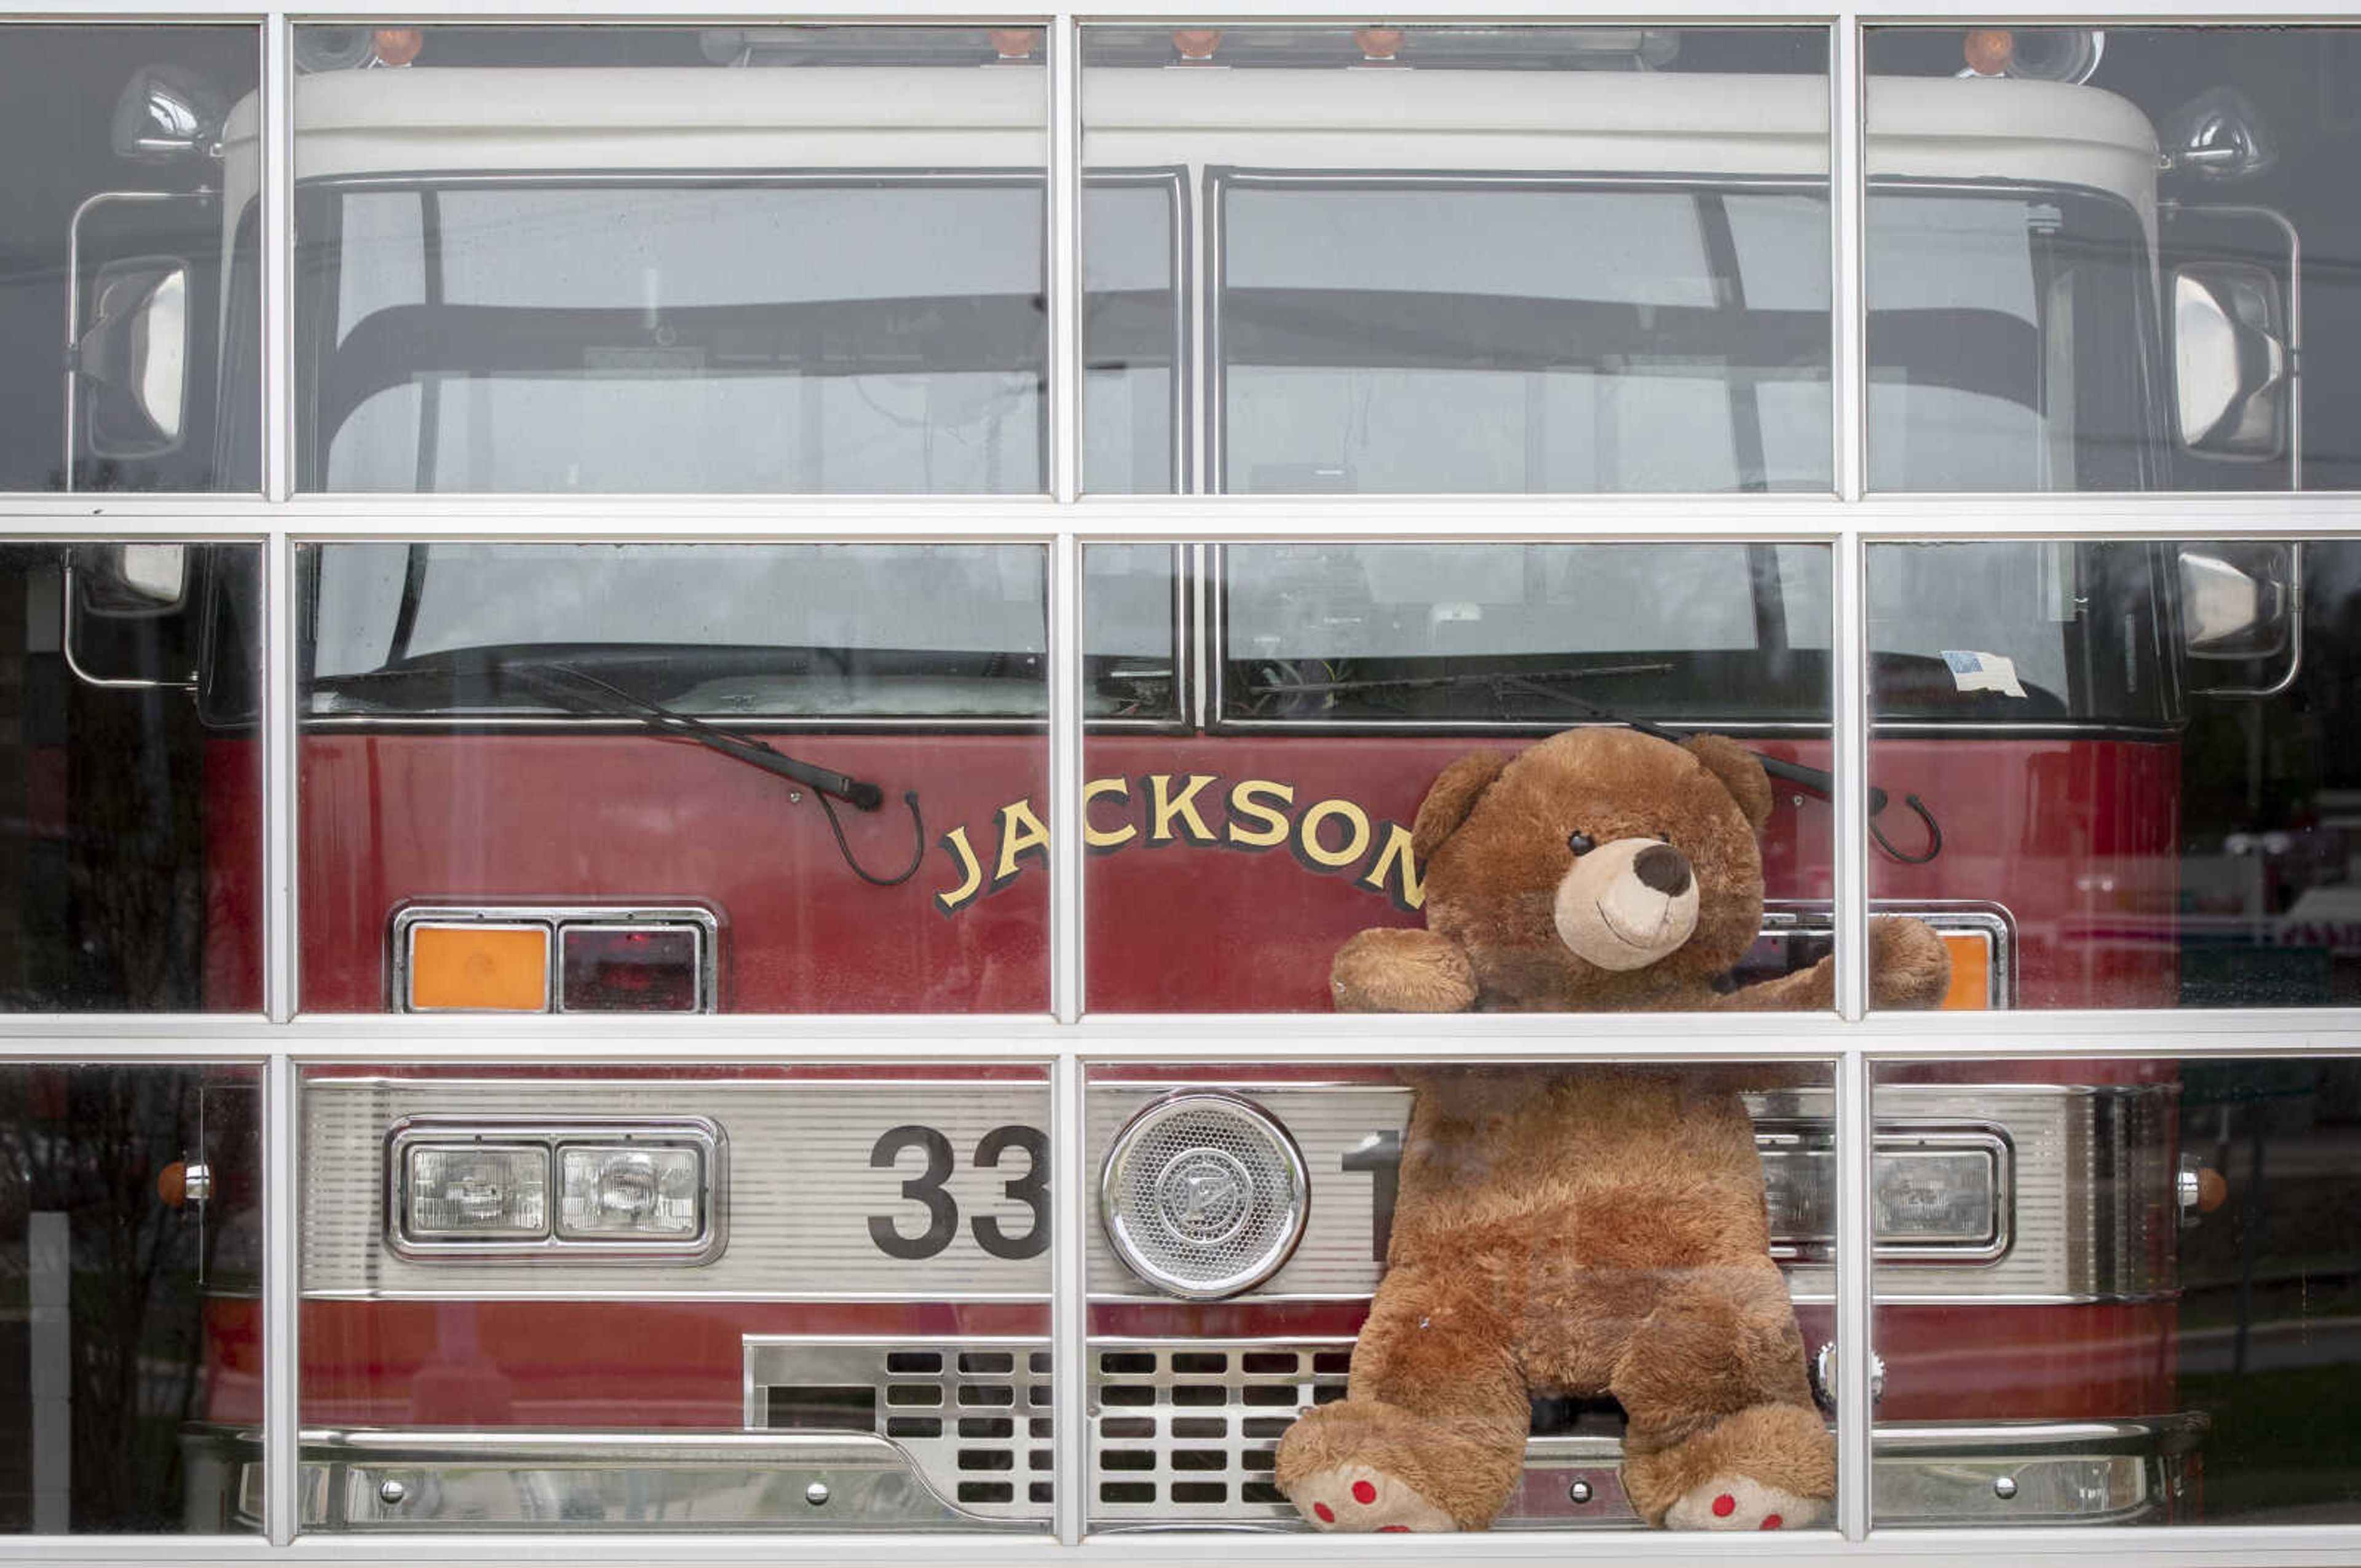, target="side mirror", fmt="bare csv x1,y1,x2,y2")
109,63,227,163
2172,264,2290,462
74,258,191,459
2178,542,2301,698
76,543,189,615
